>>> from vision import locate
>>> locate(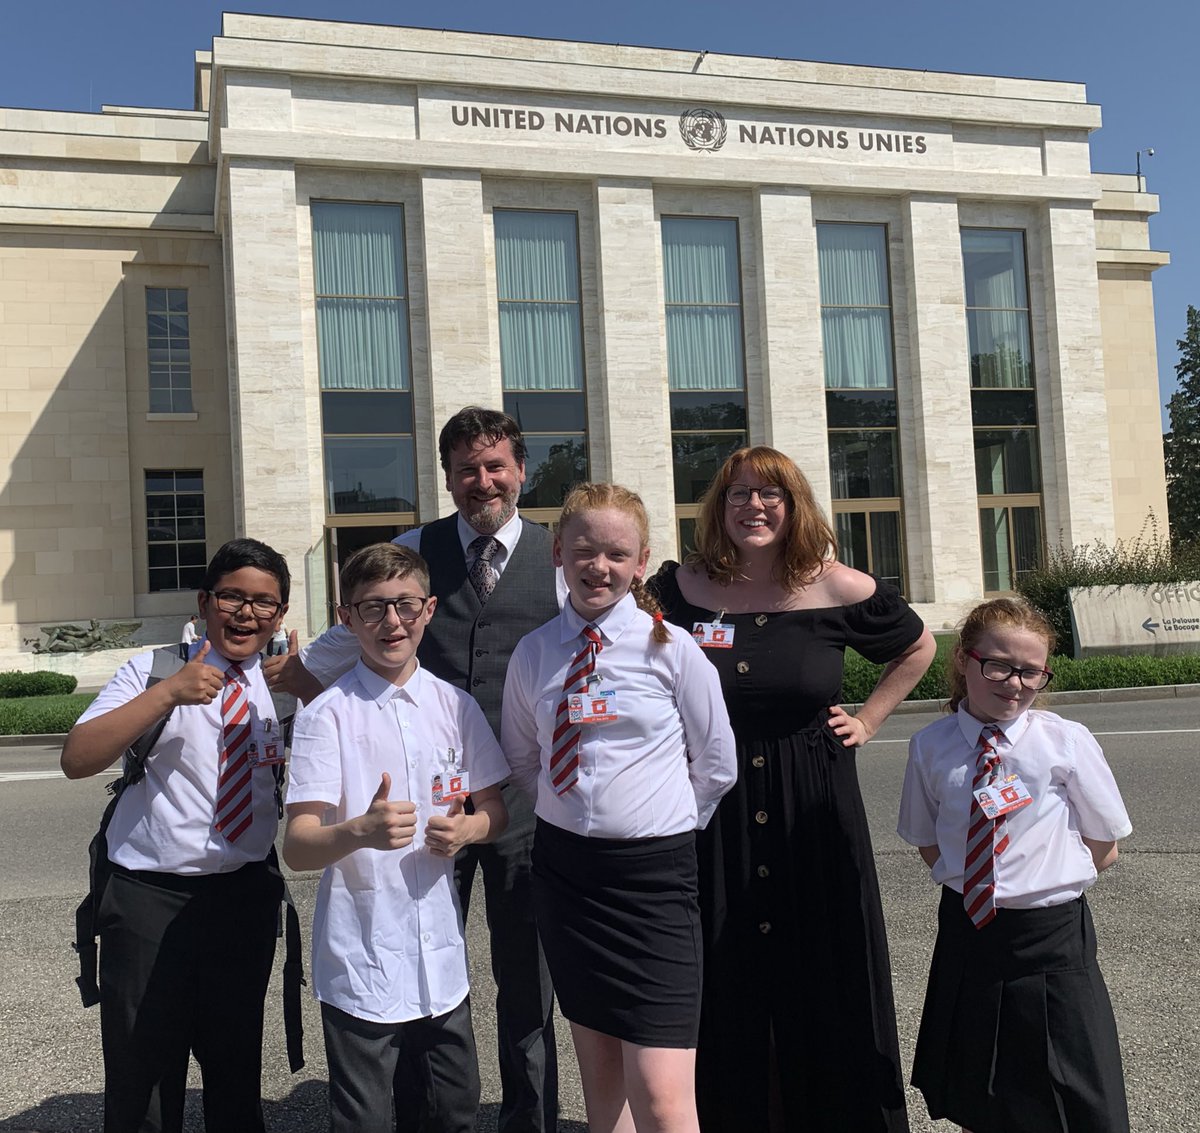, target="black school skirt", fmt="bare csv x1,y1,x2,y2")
912,885,1129,1133
531,818,702,1048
